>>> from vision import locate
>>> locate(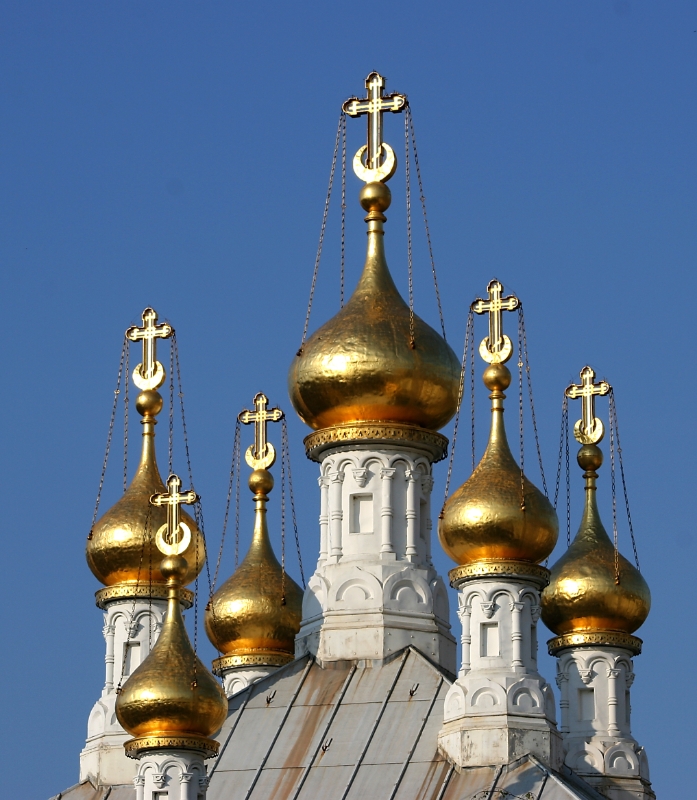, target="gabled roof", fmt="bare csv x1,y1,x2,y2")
49,783,134,800
208,647,603,800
